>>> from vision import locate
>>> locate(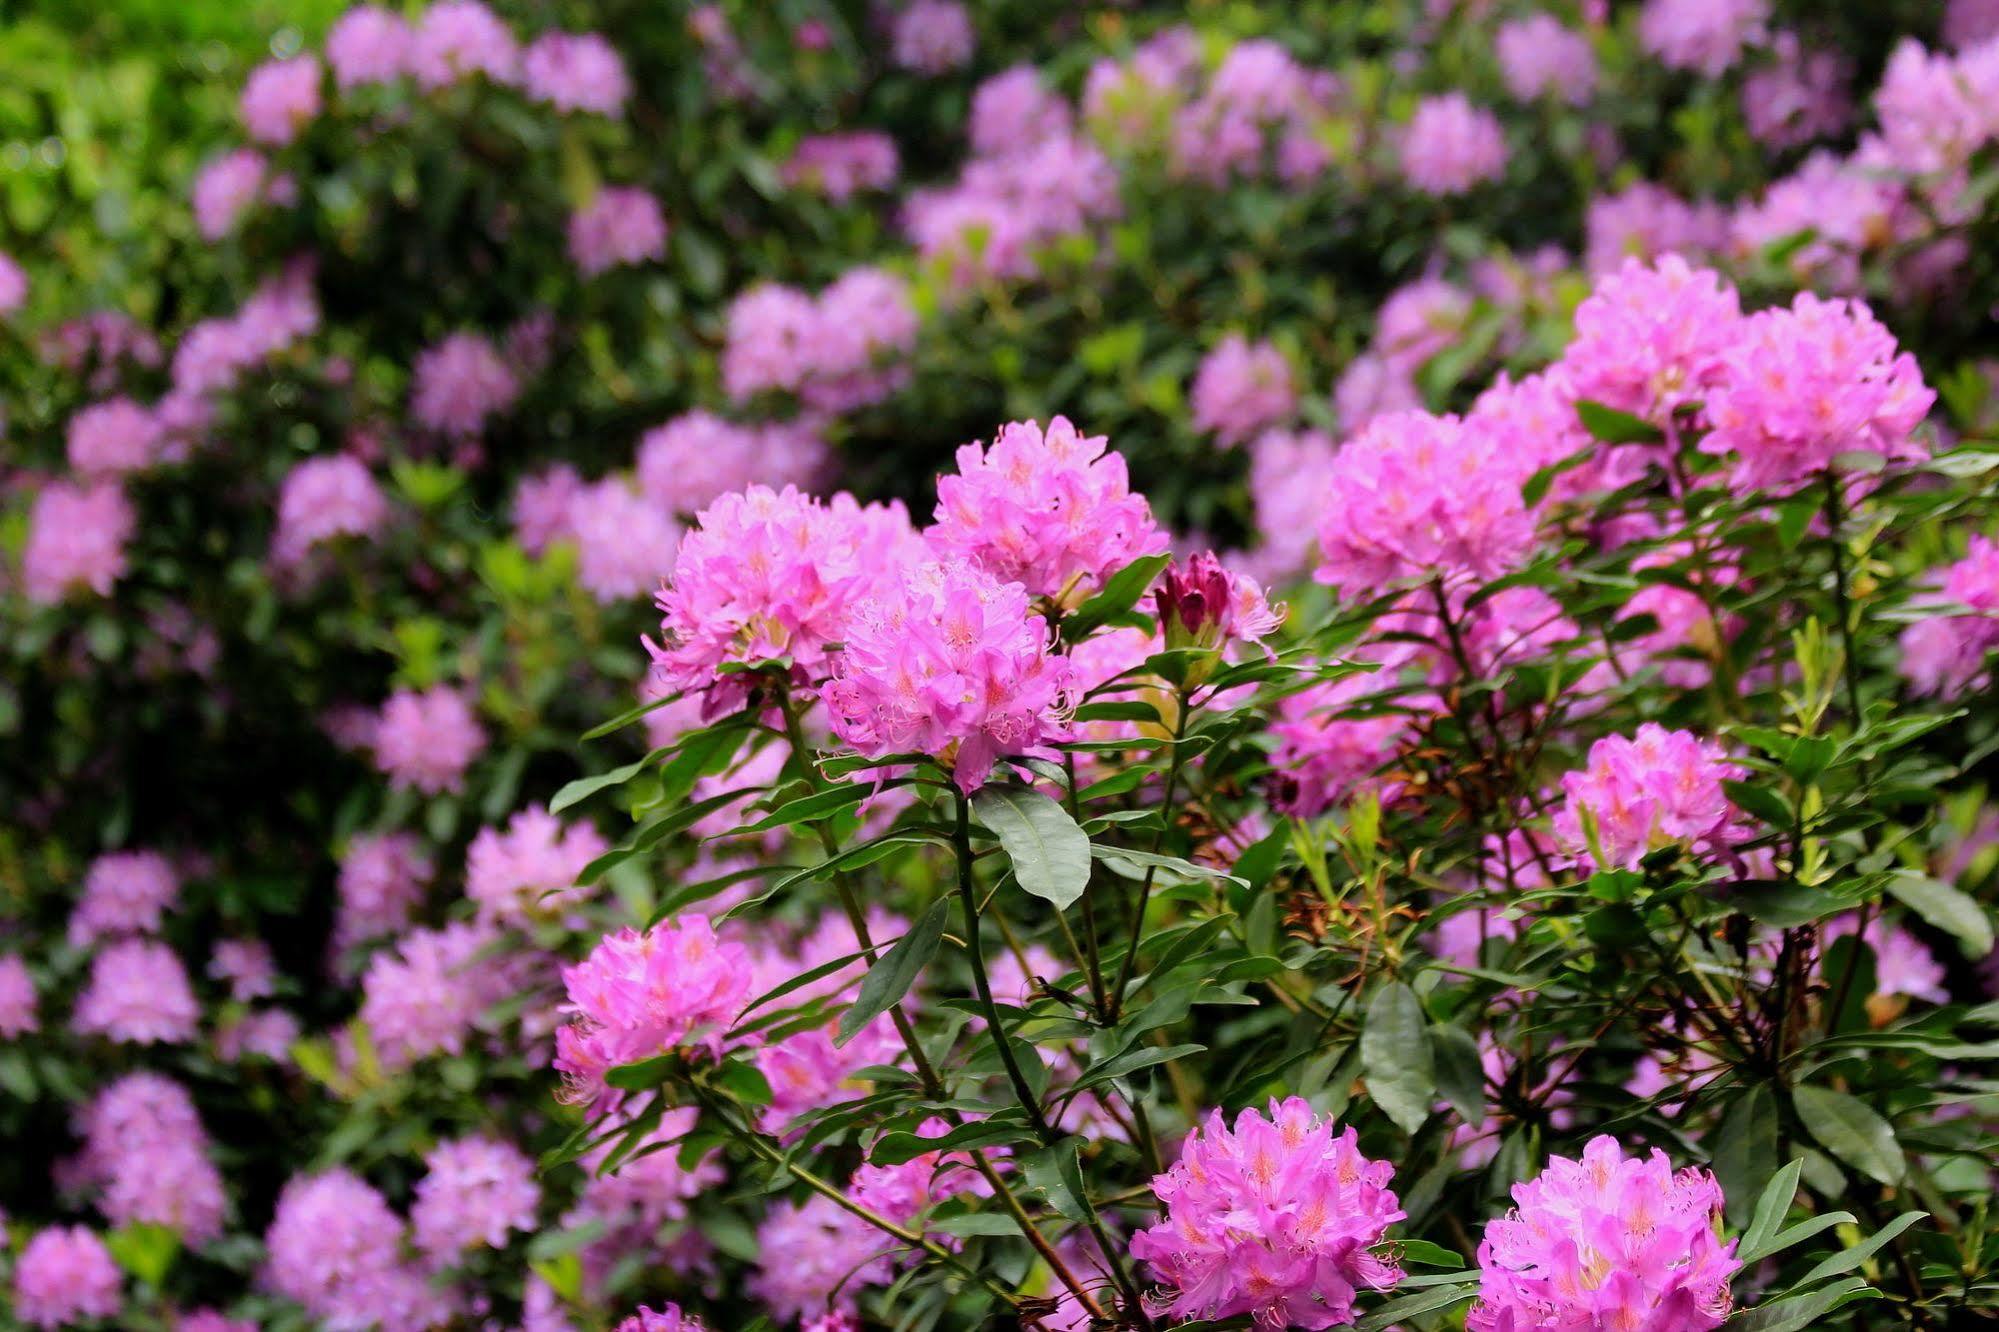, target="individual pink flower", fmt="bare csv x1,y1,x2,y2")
615,1306,707,1332
73,1073,226,1243
193,148,271,239
271,455,390,568
1901,536,1999,696
970,65,1073,157
522,31,631,115
1312,409,1539,597
69,849,179,946
209,939,277,1001
358,921,520,1069
554,916,754,1107
891,0,974,74
66,397,162,479
1559,255,1742,426
265,1170,452,1331
21,481,134,605
1638,0,1768,77
781,132,900,201
411,1135,541,1266
568,187,667,276
635,412,828,517
13,1227,122,1329
240,55,322,146
1496,14,1598,104
1190,335,1297,447
466,804,608,926
647,485,924,710
411,0,520,89
1823,914,1950,1006
569,479,681,604
719,283,818,400
1131,1098,1405,1329
930,416,1165,603
512,464,585,555
0,954,37,1038
1469,1135,1739,1332
73,939,199,1045
411,332,519,436
336,831,435,949
372,685,487,795
1372,276,1472,375
1699,291,1933,495
1552,724,1748,871
1246,428,1340,581
1333,354,1422,433
1399,93,1508,196
326,5,413,88
1154,550,1285,653
824,558,1076,791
